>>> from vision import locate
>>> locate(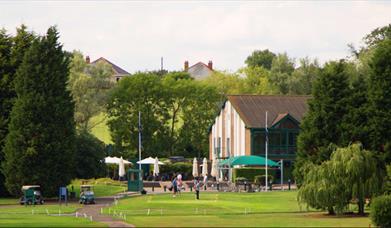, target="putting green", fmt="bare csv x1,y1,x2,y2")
0,204,104,227
105,191,372,227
